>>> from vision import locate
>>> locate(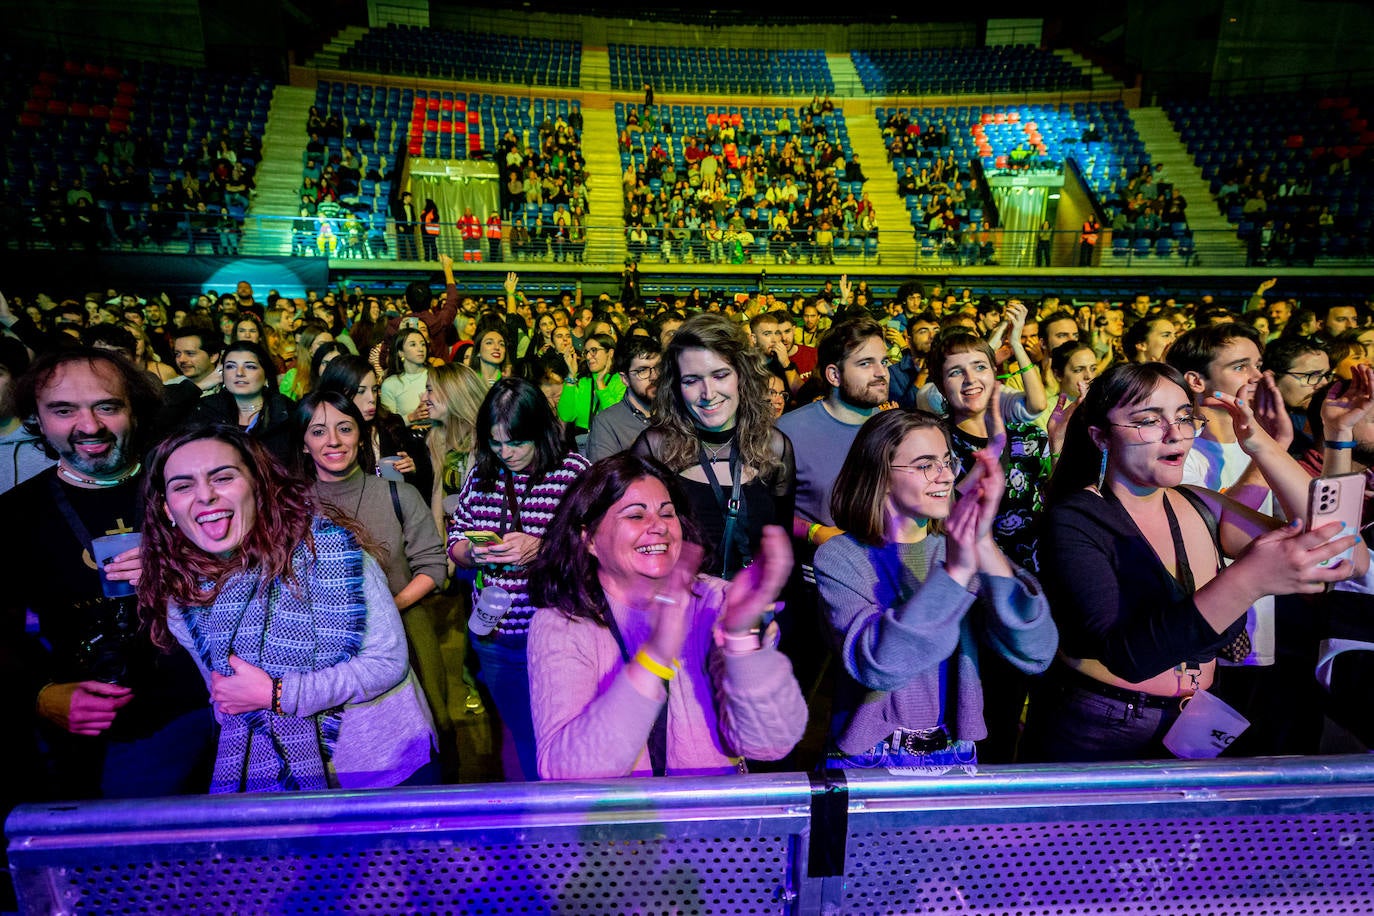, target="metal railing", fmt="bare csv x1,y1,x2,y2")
9,755,1374,914
19,213,1374,271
